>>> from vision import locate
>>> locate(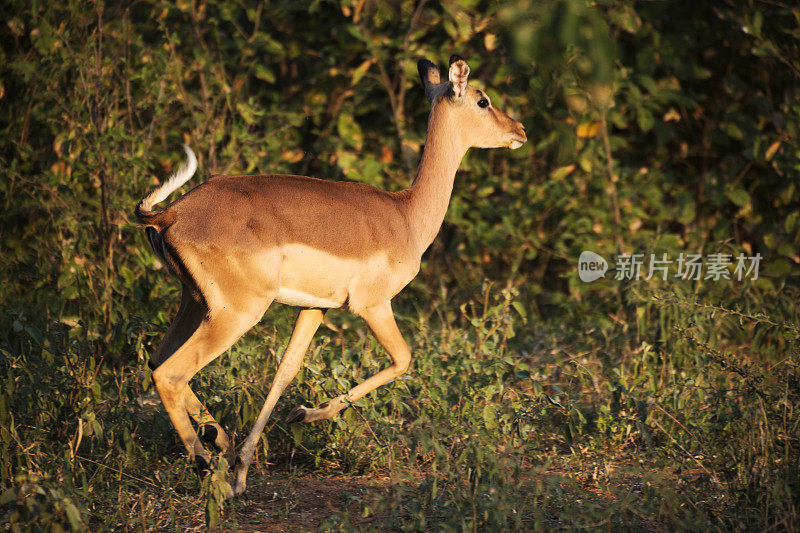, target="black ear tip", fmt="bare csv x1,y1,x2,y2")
449,55,464,66
418,59,436,76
